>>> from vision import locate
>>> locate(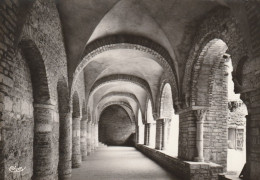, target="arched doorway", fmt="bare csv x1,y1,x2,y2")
191,38,247,175
19,39,54,179
160,83,179,156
